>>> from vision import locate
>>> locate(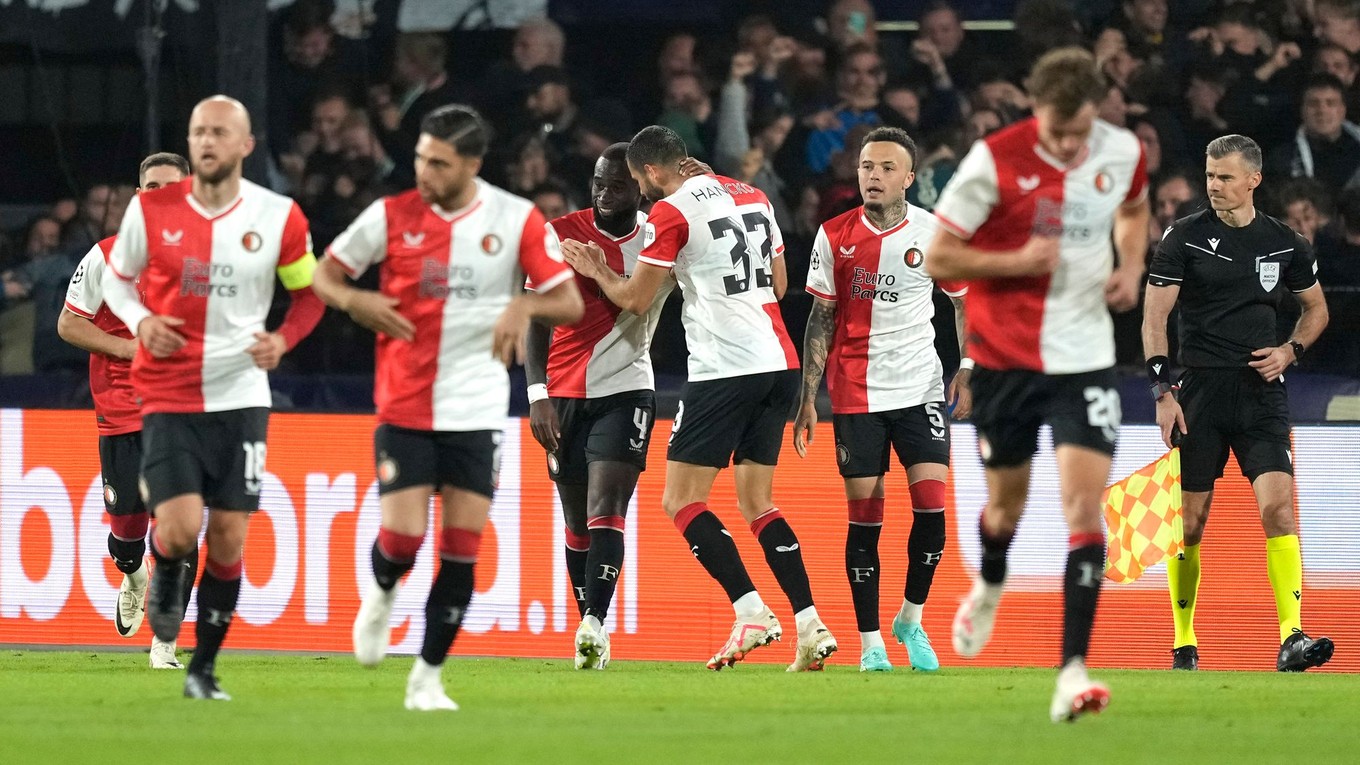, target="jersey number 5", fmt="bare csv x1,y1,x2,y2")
708,212,773,296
